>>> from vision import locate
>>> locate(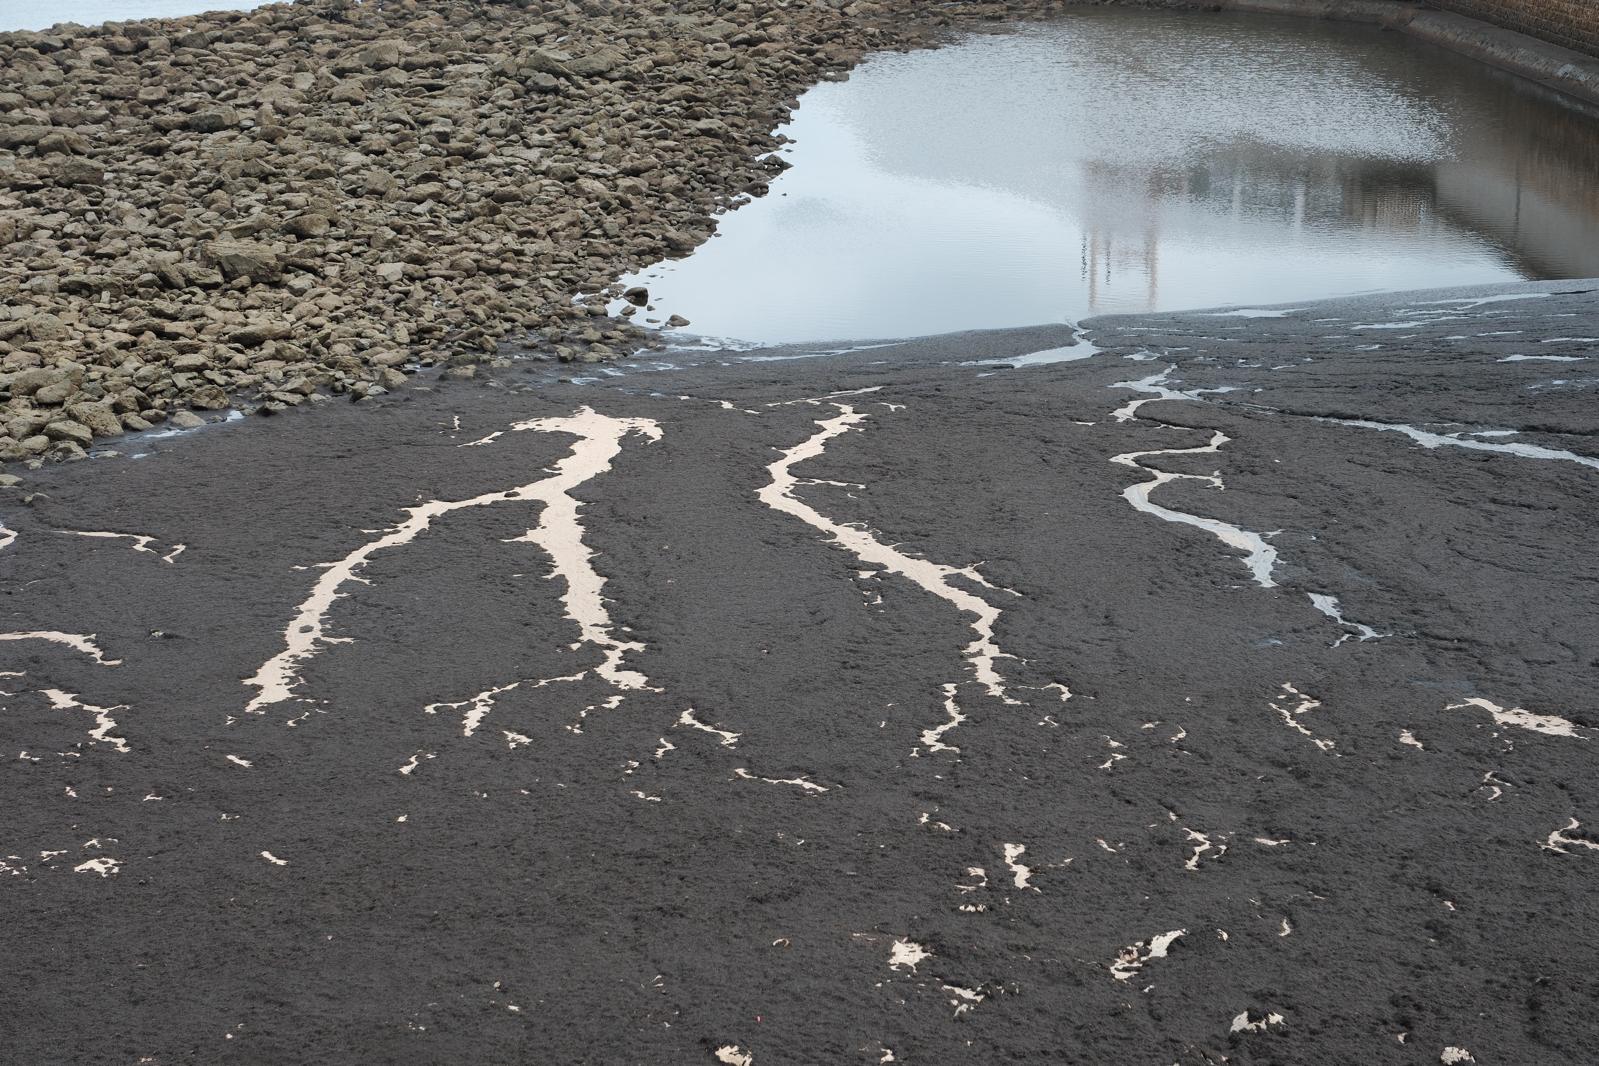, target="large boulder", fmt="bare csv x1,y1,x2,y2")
202,240,284,283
